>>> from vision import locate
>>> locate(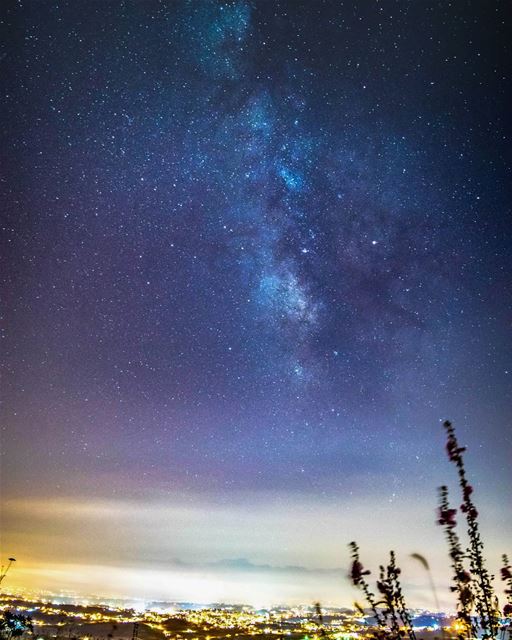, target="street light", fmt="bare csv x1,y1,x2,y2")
0,557,16,587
